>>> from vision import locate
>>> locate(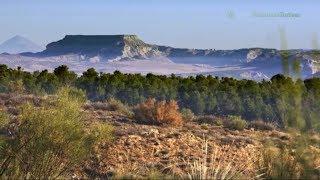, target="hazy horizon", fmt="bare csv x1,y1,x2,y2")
1,0,319,50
